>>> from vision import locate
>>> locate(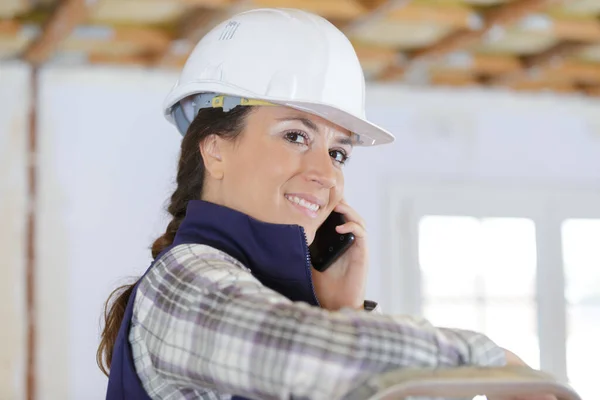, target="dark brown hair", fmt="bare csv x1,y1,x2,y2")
96,105,253,376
